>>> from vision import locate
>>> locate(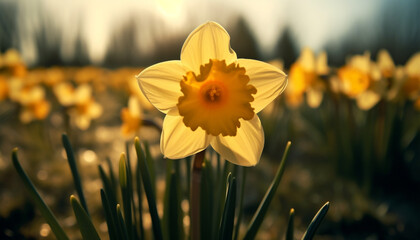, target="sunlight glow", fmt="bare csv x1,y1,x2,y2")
15,0,382,64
